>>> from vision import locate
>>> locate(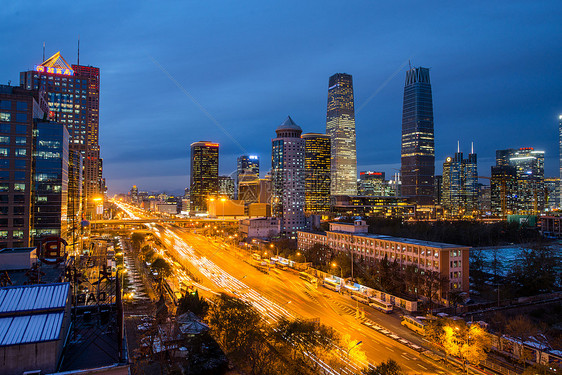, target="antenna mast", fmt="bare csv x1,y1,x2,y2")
42,42,45,62
77,36,80,65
